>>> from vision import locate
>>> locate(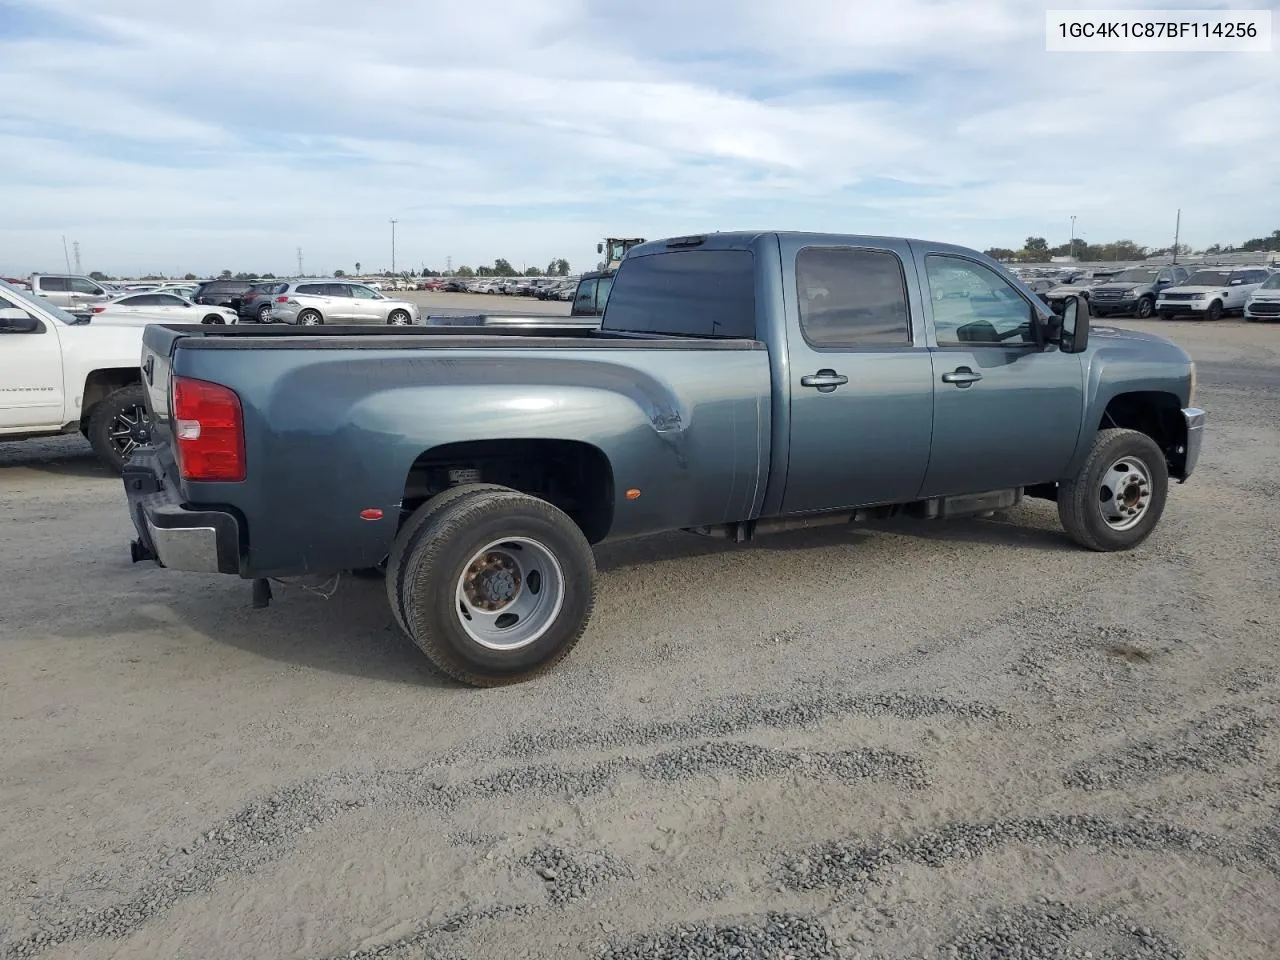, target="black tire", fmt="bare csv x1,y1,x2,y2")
1058,428,1169,552
257,305,272,322
1135,296,1154,319
387,309,411,326
298,309,323,326
386,483,512,637
86,382,151,474
1205,300,1223,322
201,314,225,325
393,488,596,686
